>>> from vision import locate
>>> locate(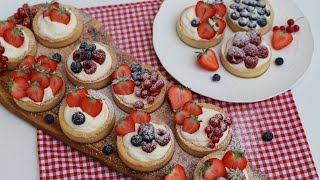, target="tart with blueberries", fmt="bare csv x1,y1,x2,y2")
227,0,274,35
115,110,174,172
9,54,65,112
176,0,227,48
0,21,37,70
220,30,272,78
59,88,115,143
65,42,117,89
32,1,83,48
111,63,166,113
